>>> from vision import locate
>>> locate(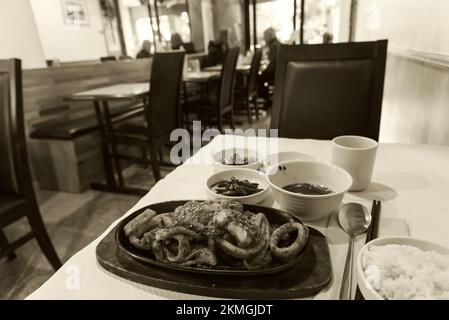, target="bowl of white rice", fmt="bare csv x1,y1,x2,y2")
357,236,449,300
